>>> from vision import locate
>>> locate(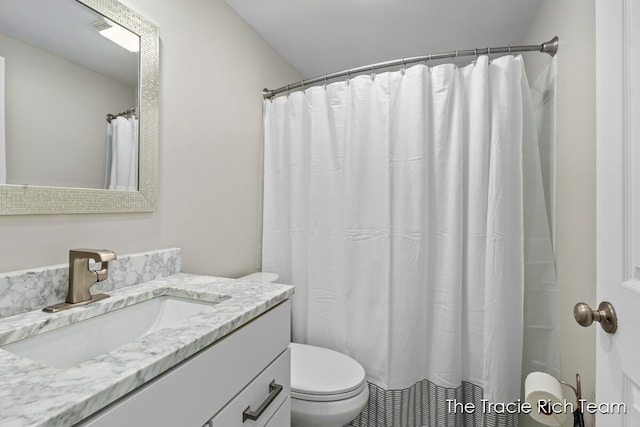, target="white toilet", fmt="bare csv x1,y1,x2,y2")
240,273,369,427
